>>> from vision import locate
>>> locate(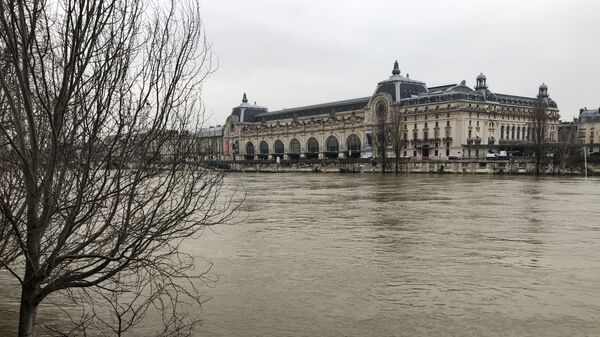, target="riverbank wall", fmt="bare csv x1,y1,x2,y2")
205,158,592,175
